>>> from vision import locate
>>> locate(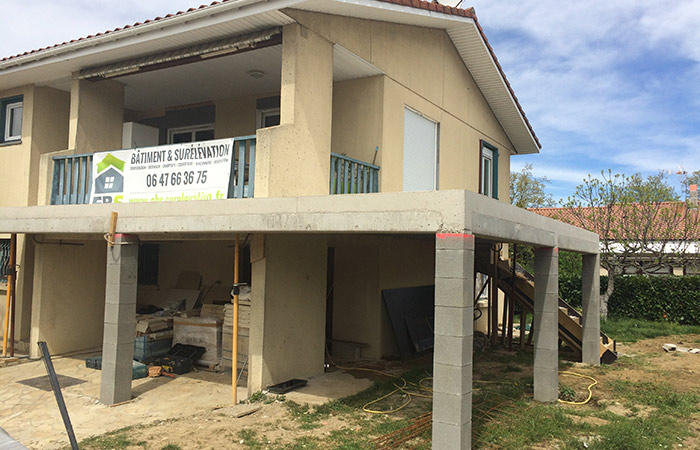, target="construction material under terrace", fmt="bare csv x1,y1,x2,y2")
0,189,604,450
